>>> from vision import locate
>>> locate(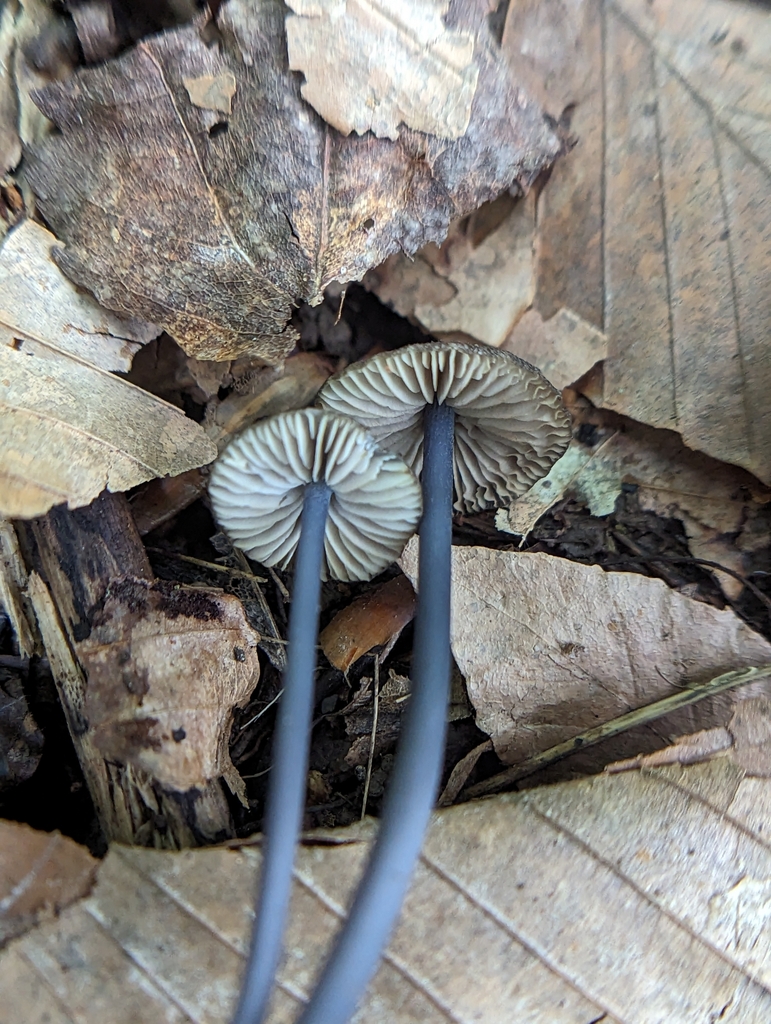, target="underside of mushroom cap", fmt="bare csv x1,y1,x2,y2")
209,409,422,582
317,342,572,513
